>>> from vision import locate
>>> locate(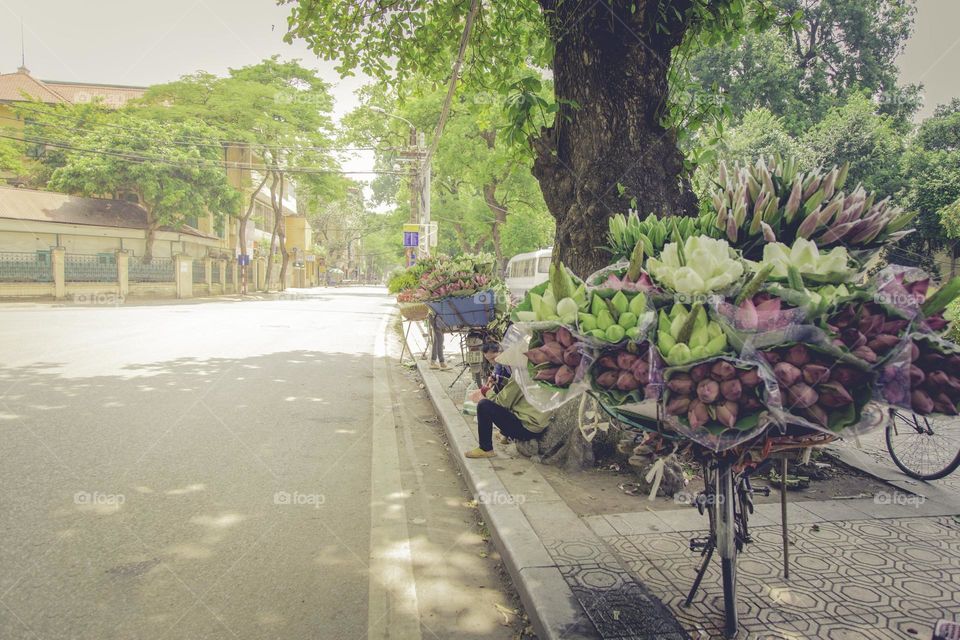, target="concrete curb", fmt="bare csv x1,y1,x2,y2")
414,357,595,639
826,442,960,512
